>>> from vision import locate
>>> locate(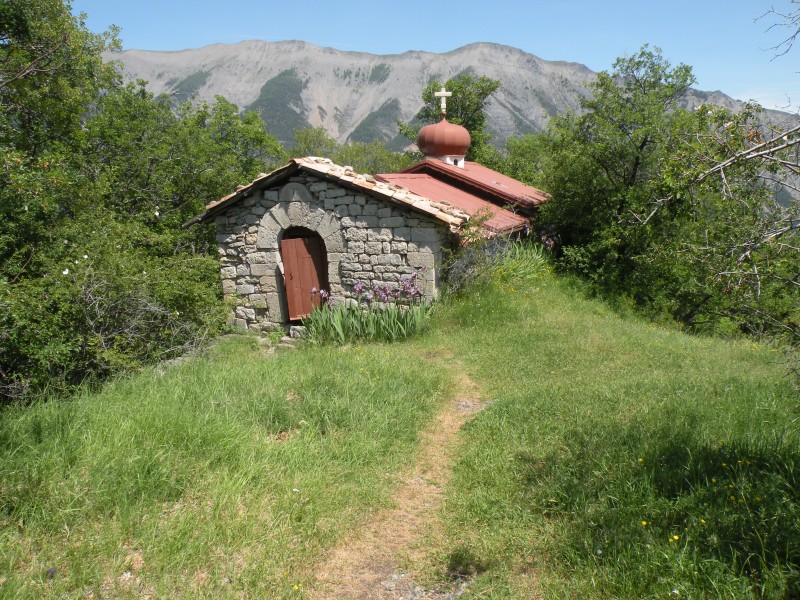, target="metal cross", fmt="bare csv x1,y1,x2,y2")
434,86,452,116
